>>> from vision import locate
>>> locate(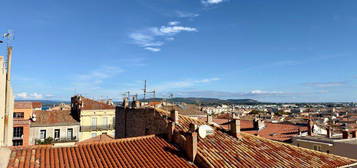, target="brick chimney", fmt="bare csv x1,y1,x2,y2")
207,115,213,124
167,121,175,142
342,129,357,139
327,126,332,138
170,110,179,123
185,123,198,162
253,118,265,130
230,115,241,139
308,119,314,136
